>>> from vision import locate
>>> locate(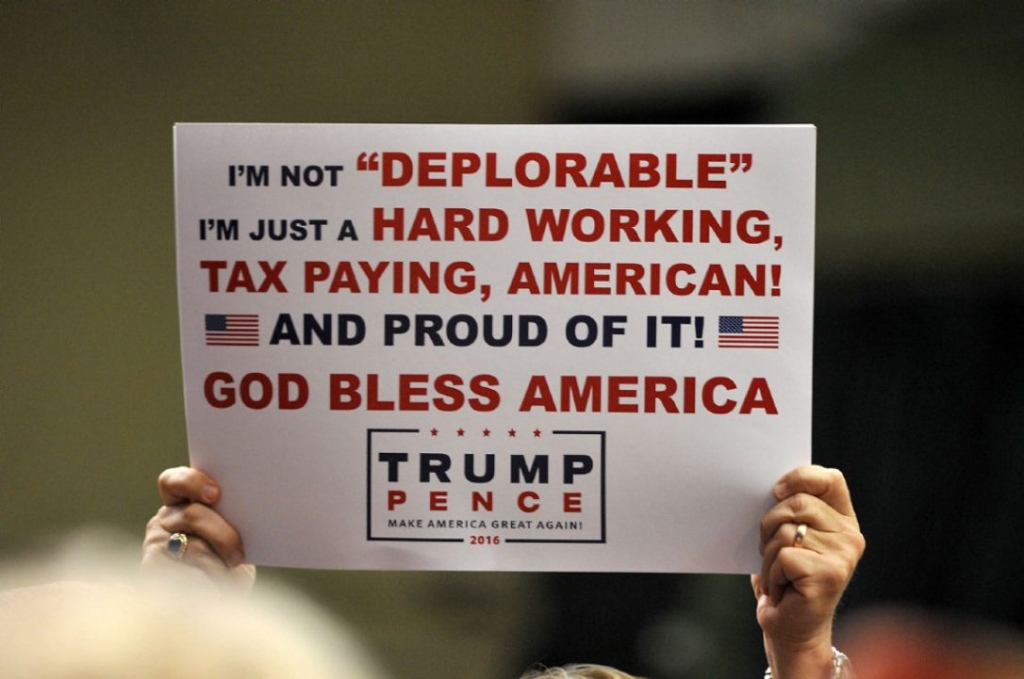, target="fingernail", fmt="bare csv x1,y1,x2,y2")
202,485,218,503
228,551,245,567
773,481,788,498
